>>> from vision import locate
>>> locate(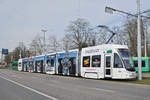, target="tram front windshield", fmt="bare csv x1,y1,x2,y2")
118,49,135,71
